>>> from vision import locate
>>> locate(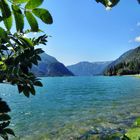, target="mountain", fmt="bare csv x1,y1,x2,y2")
31,53,74,76
67,61,112,76
104,46,140,76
